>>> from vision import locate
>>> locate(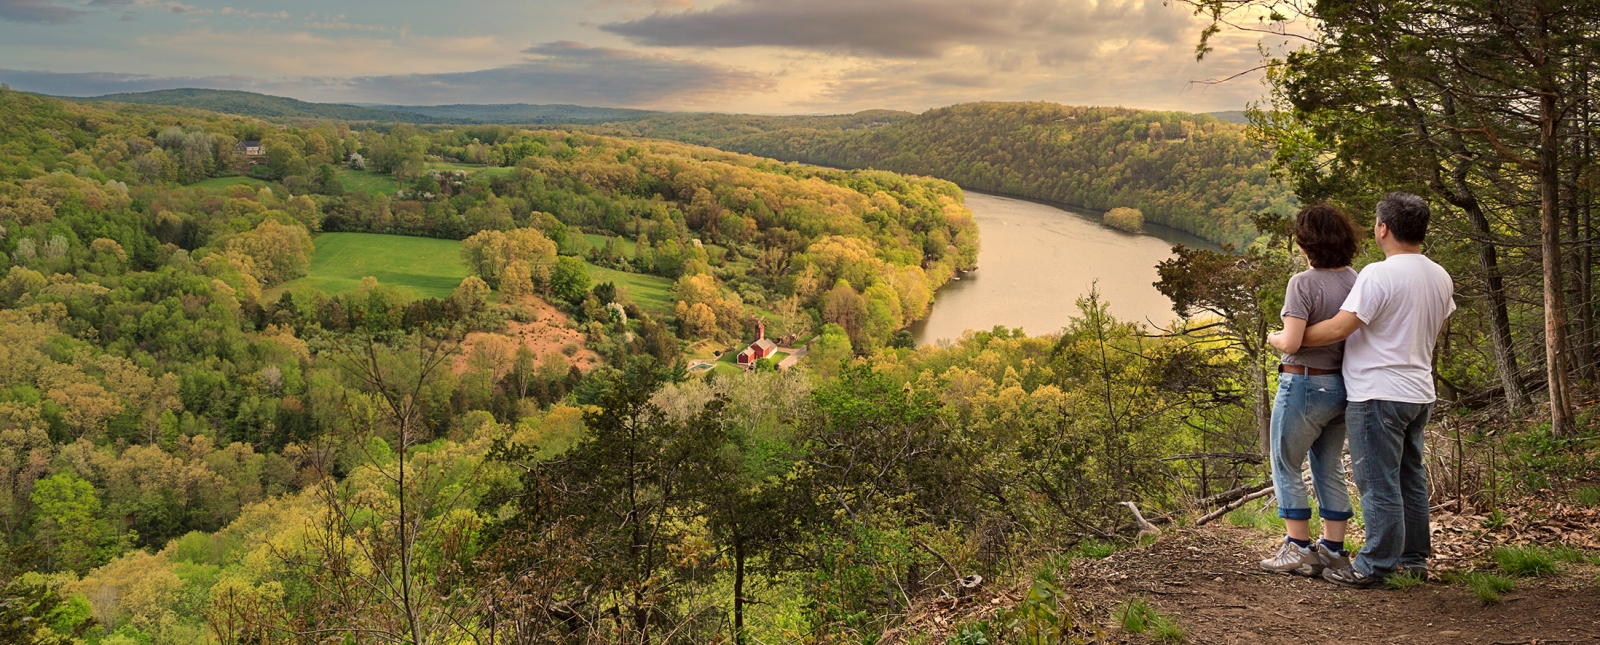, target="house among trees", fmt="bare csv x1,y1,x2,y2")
736,321,777,368
235,140,267,156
